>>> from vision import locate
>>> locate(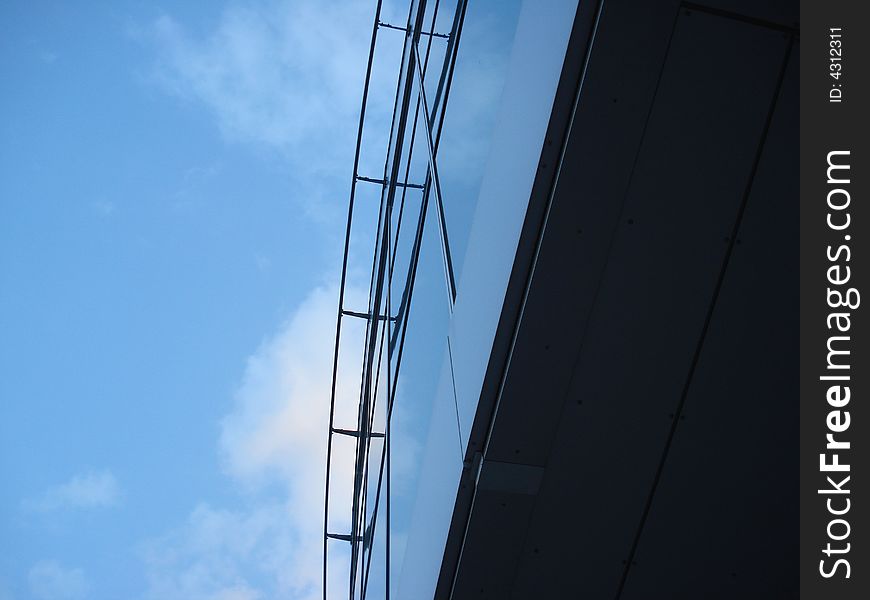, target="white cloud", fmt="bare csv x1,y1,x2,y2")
141,503,277,600
253,253,271,274
219,285,358,485
142,0,403,225
26,469,120,512
147,0,378,156
141,279,421,599
28,561,89,600
136,1,428,596
142,283,365,600
90,199,116,217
